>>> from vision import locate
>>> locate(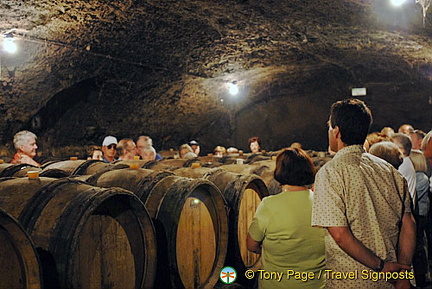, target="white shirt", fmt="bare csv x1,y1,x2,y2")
430,175,432,193
398,156,417,208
